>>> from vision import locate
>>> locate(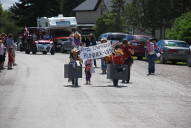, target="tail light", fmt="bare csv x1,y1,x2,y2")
166,49,178,53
